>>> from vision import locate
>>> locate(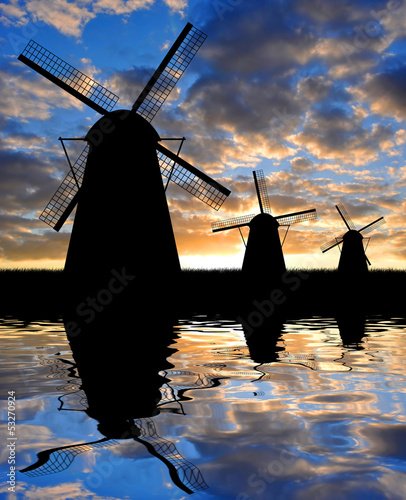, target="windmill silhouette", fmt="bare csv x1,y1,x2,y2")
320,203,386,274
19,310,219,495
18,23,230,297
212,170,317,285
20,418,208,495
